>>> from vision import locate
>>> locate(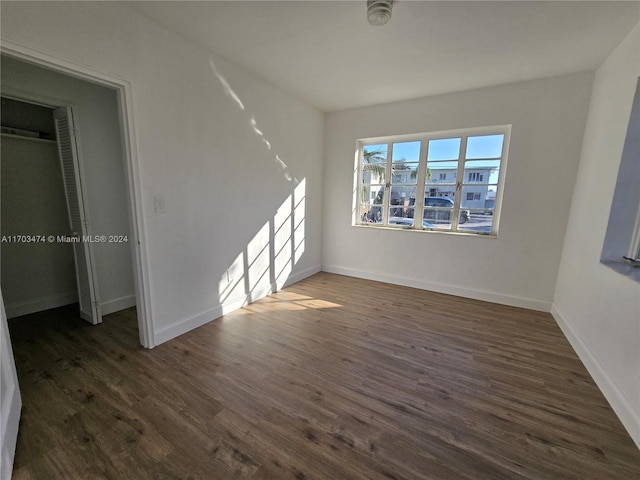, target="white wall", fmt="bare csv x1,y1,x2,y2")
553,23,640,447
1,56,136,316
0,1,324,344
323,73,593,311
1,136,77,317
